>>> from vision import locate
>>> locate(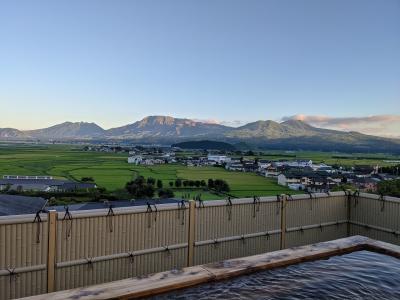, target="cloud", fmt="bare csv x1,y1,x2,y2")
192,119,246,127
192,118,221,125
281,114,400,138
